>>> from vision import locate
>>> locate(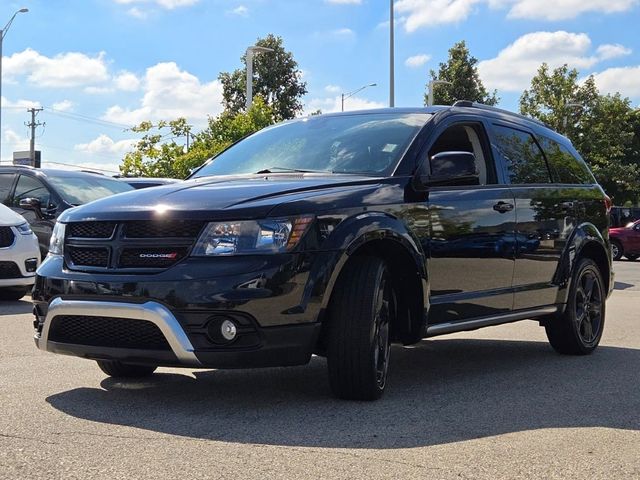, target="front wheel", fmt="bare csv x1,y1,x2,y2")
97,360,157,378
327,256,393,401
611,240,623,261
545,258,605,355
